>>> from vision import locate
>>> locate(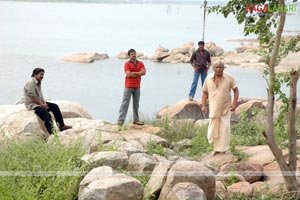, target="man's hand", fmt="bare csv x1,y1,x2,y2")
126,71,137,77
192,64,198,72
41,103,49,110
230,103,237,112
201,105,207,113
